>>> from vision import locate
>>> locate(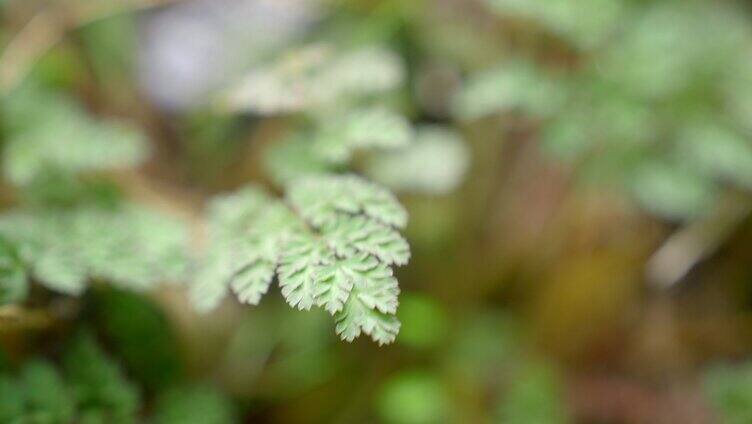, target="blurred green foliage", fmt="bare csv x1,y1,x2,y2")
497,364,568,424
705,363,752,424
458,0,752,221
91,288,182,391
3,0,752,422
377,370,449,424
152,385,237,424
